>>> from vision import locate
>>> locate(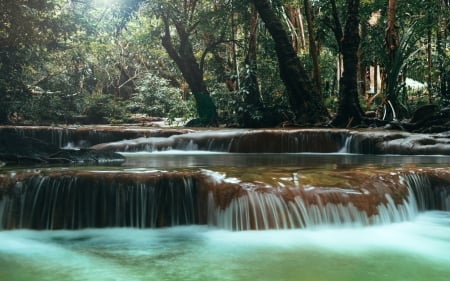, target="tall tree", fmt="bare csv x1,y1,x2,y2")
383,0,401,119
437,0,450,105
303,0,322,97
241,3,265,127
385,0,398,62
330,0,364,127
150,1,218,125
250,0,328,124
